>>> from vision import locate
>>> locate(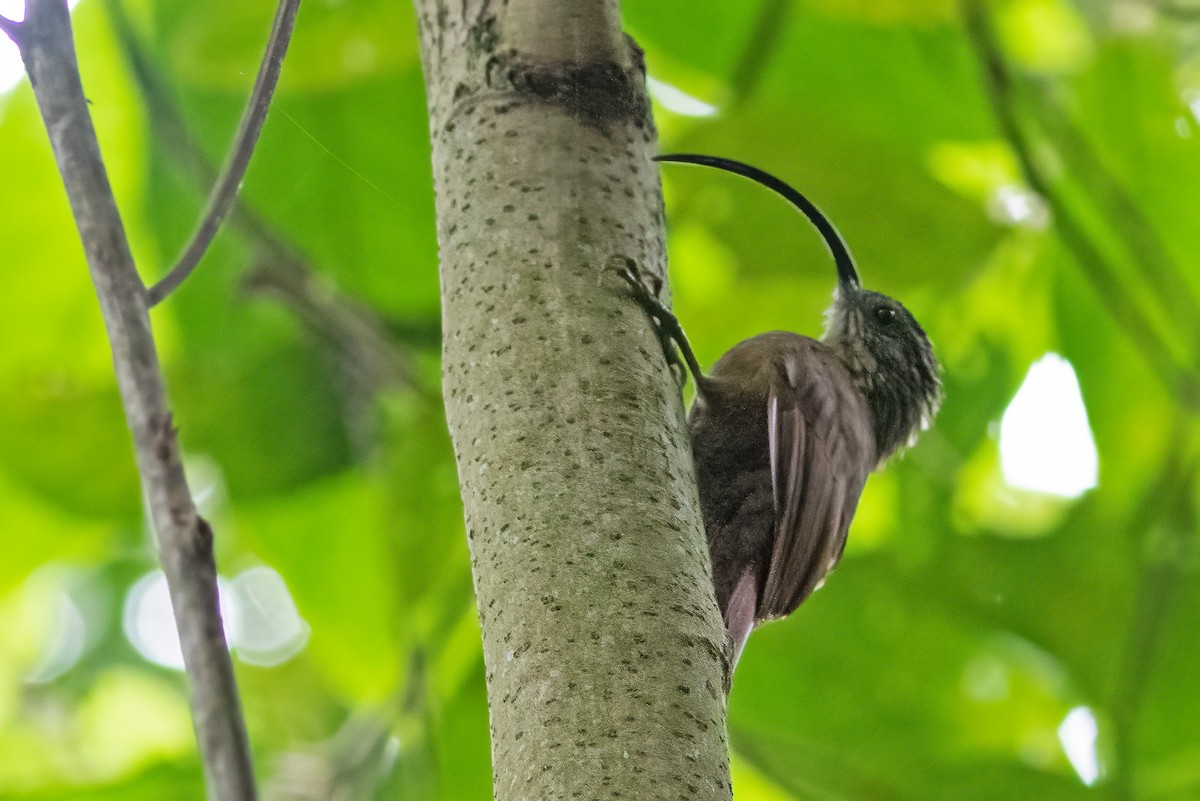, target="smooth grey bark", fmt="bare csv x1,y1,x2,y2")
415,1,733,799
